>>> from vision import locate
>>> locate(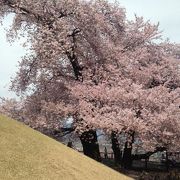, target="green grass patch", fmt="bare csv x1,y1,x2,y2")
0,115,133,180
